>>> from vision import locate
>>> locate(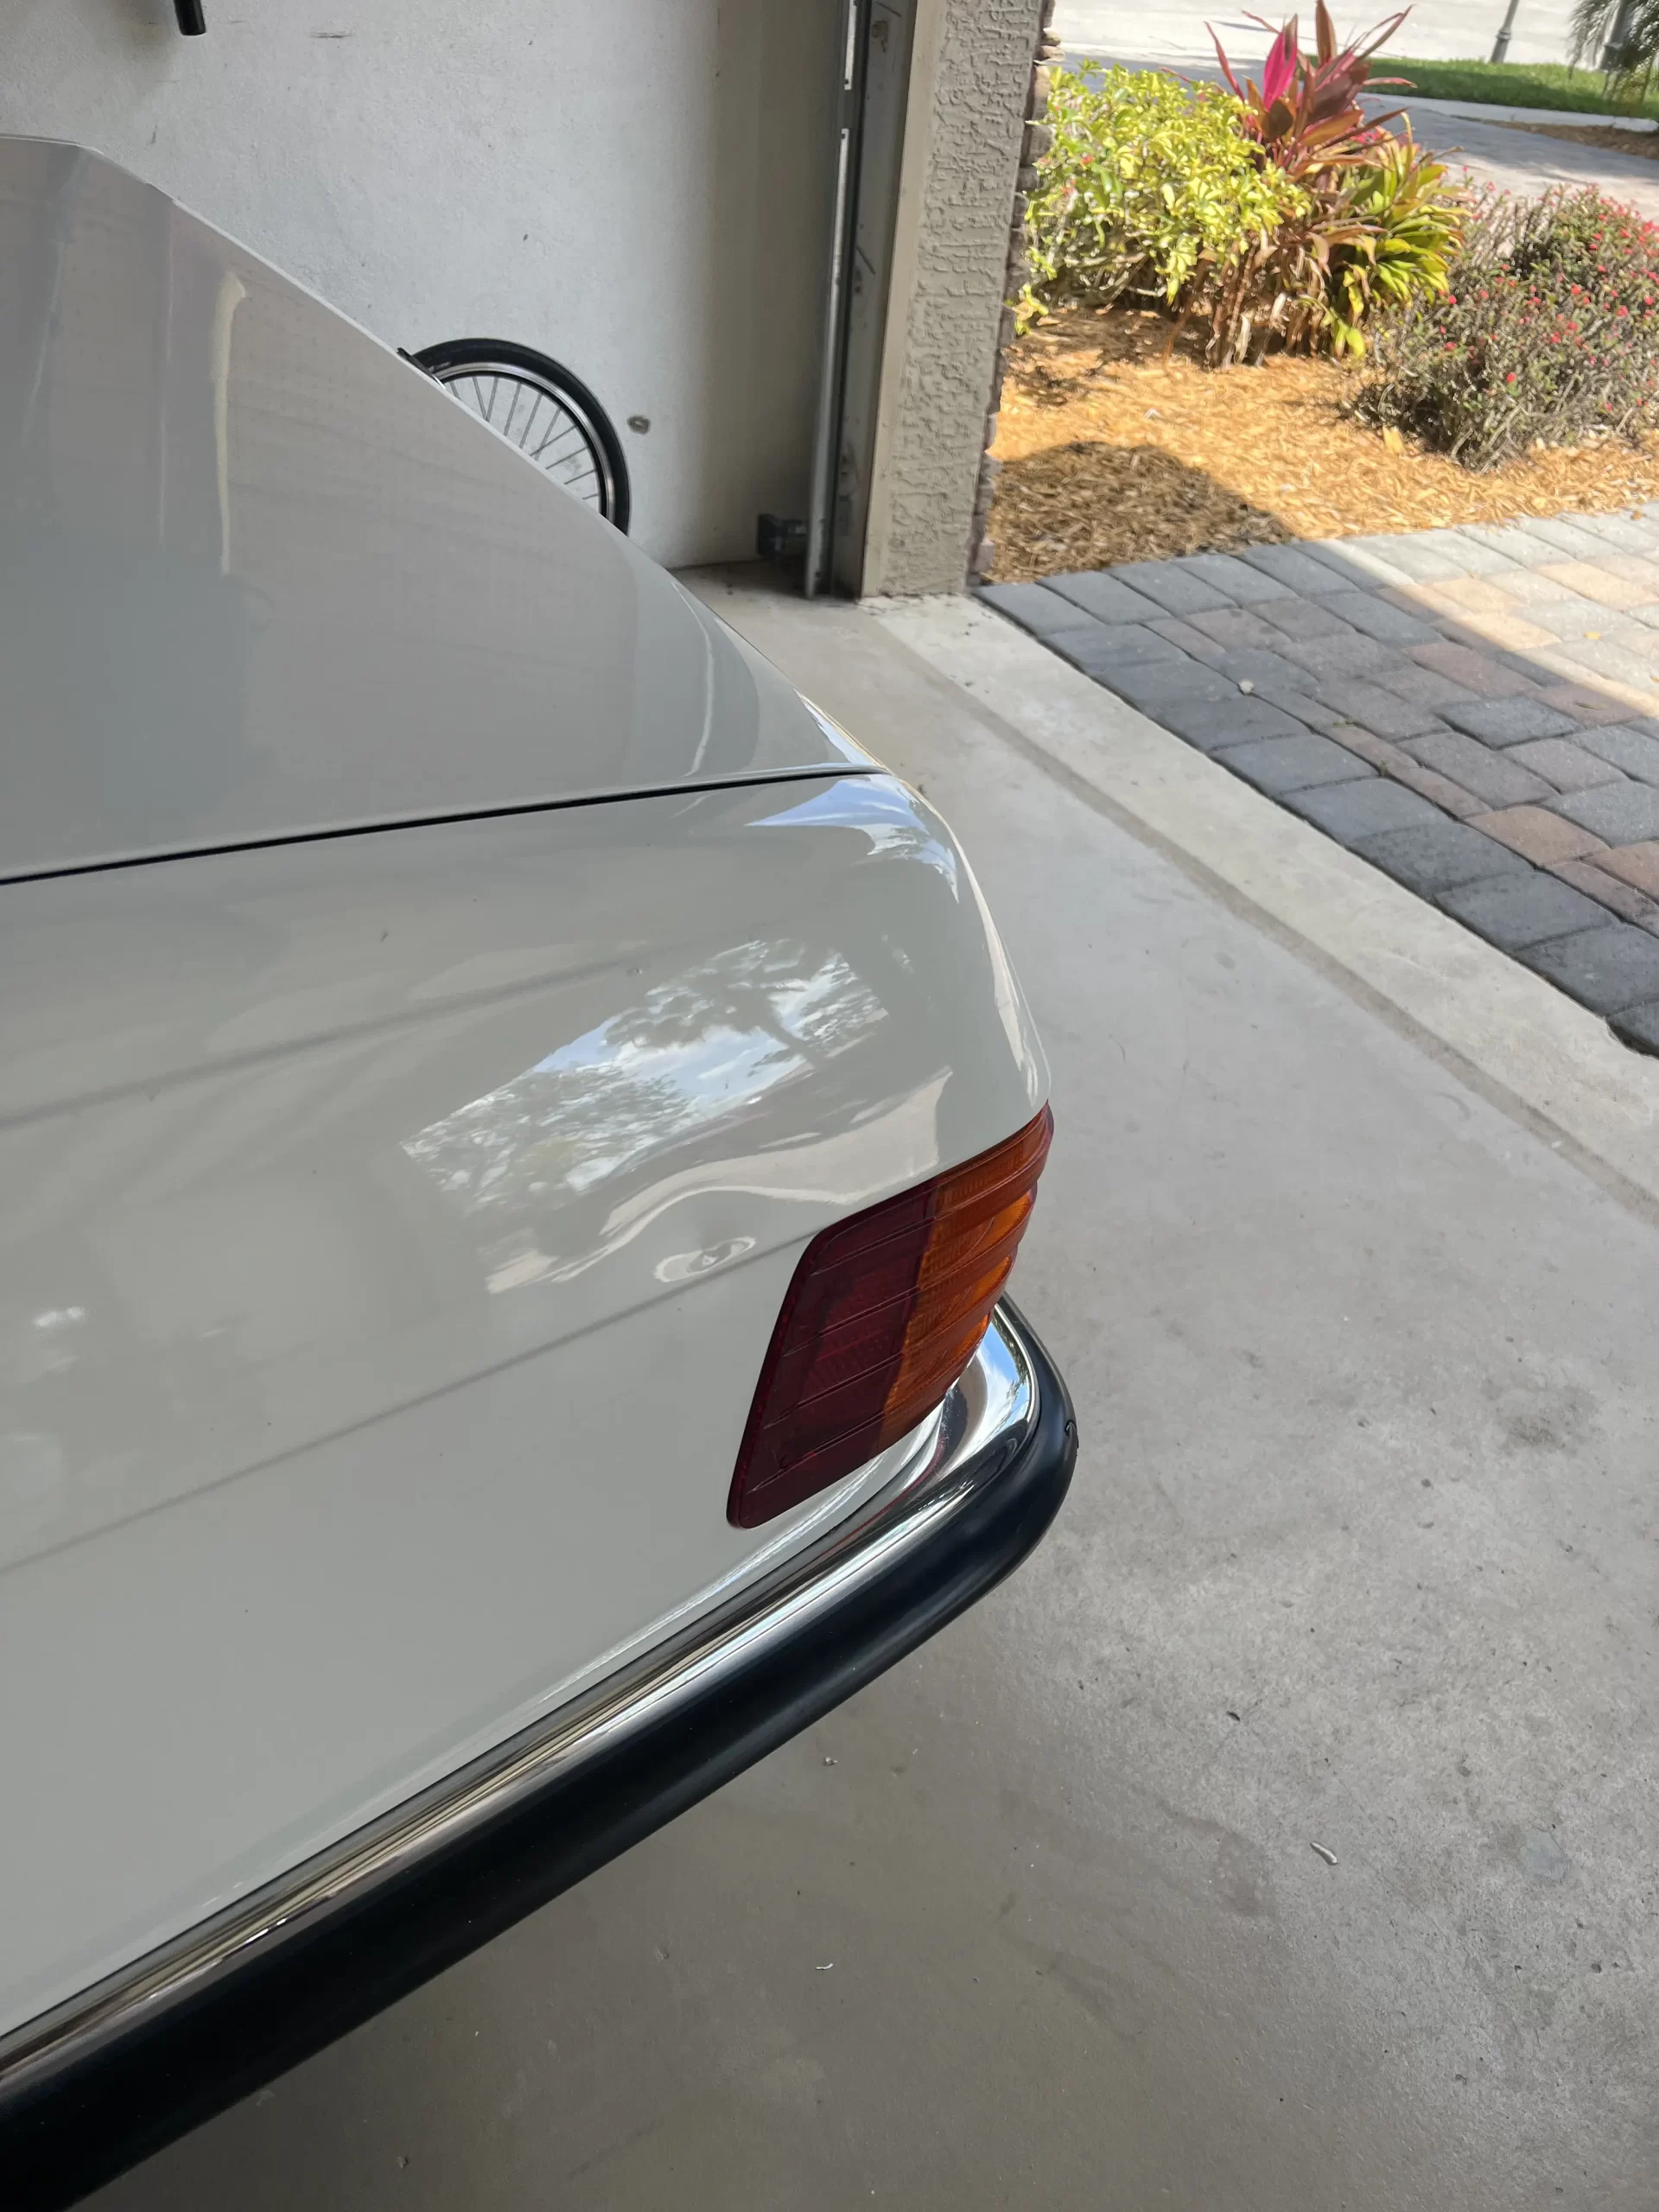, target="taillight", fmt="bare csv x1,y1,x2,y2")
727,1106,1052,1528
